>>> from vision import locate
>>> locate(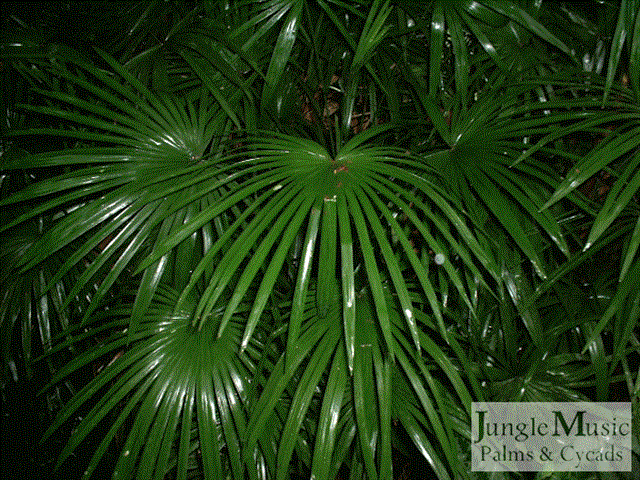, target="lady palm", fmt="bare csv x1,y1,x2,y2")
1,1,639,479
